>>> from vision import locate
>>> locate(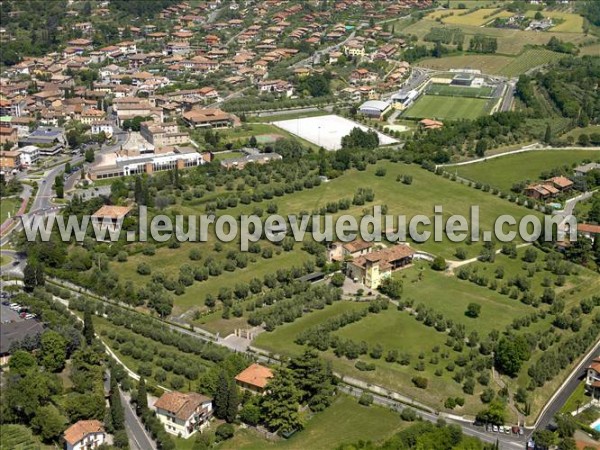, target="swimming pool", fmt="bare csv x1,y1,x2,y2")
591,419,600,432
